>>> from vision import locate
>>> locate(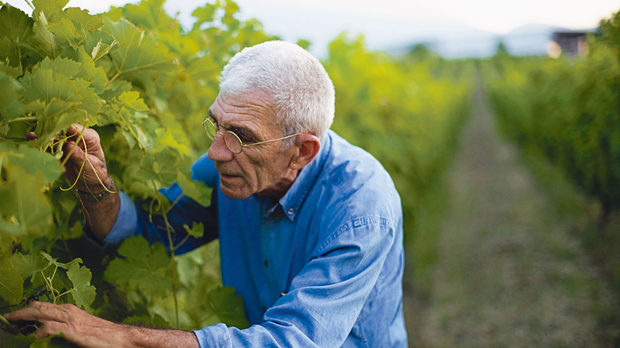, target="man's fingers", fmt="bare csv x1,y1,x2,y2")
65,124,84,138
63,141,86,164
34,320,68,339
4,301,46,322
4,301,69,323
